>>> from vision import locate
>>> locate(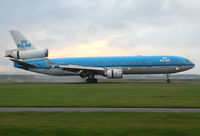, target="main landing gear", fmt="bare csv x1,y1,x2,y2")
86,74,98,83
166,74,171,83
86,78,98,83
80,71,98,83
